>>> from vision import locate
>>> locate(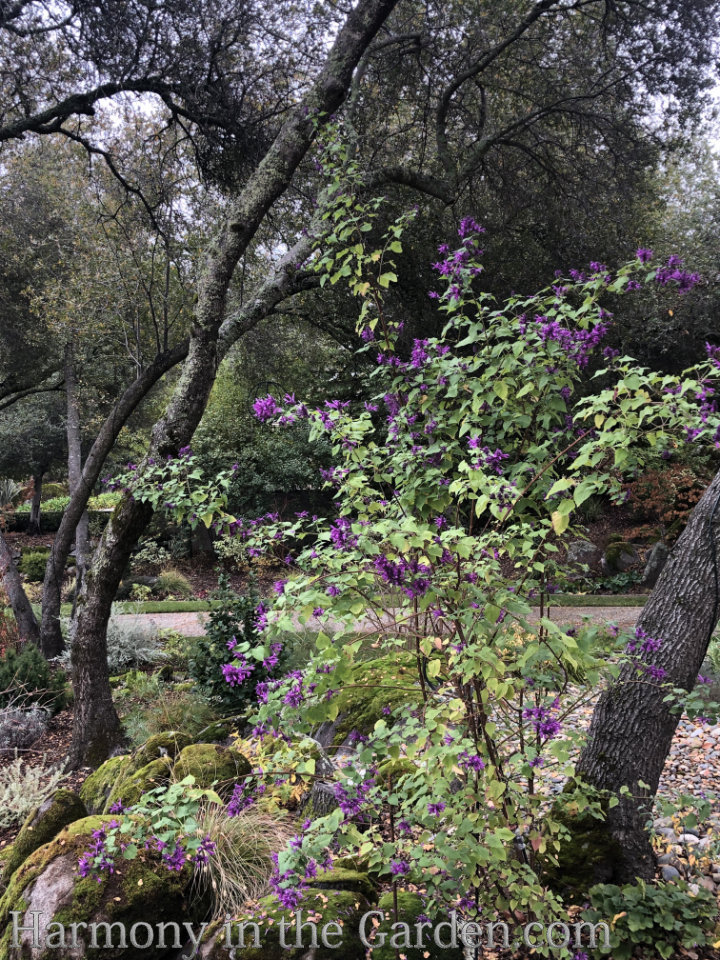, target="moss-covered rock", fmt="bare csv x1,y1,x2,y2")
315,655,423,750
130,731,192,770
1,789,87,884
104,757,173,812
310,867,377,901
0,815,201,959
201,888,373,960
370,892,464,960
79,755,132,814
604,540,639,572
171,743,250,797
